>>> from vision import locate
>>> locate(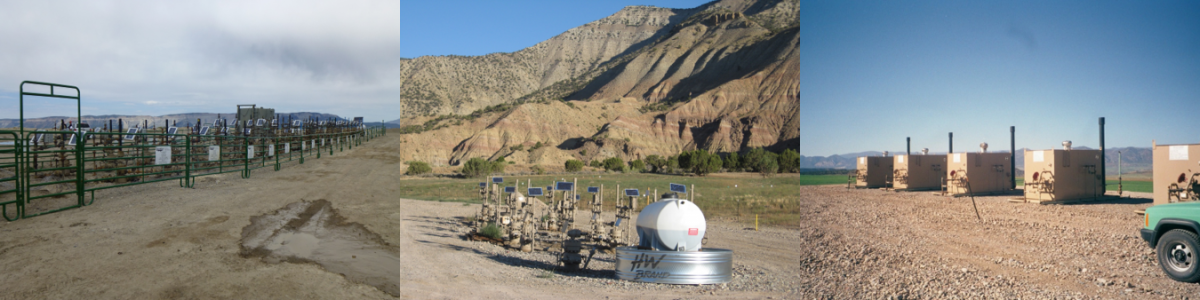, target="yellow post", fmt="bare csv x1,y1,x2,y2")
755,214,759,231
